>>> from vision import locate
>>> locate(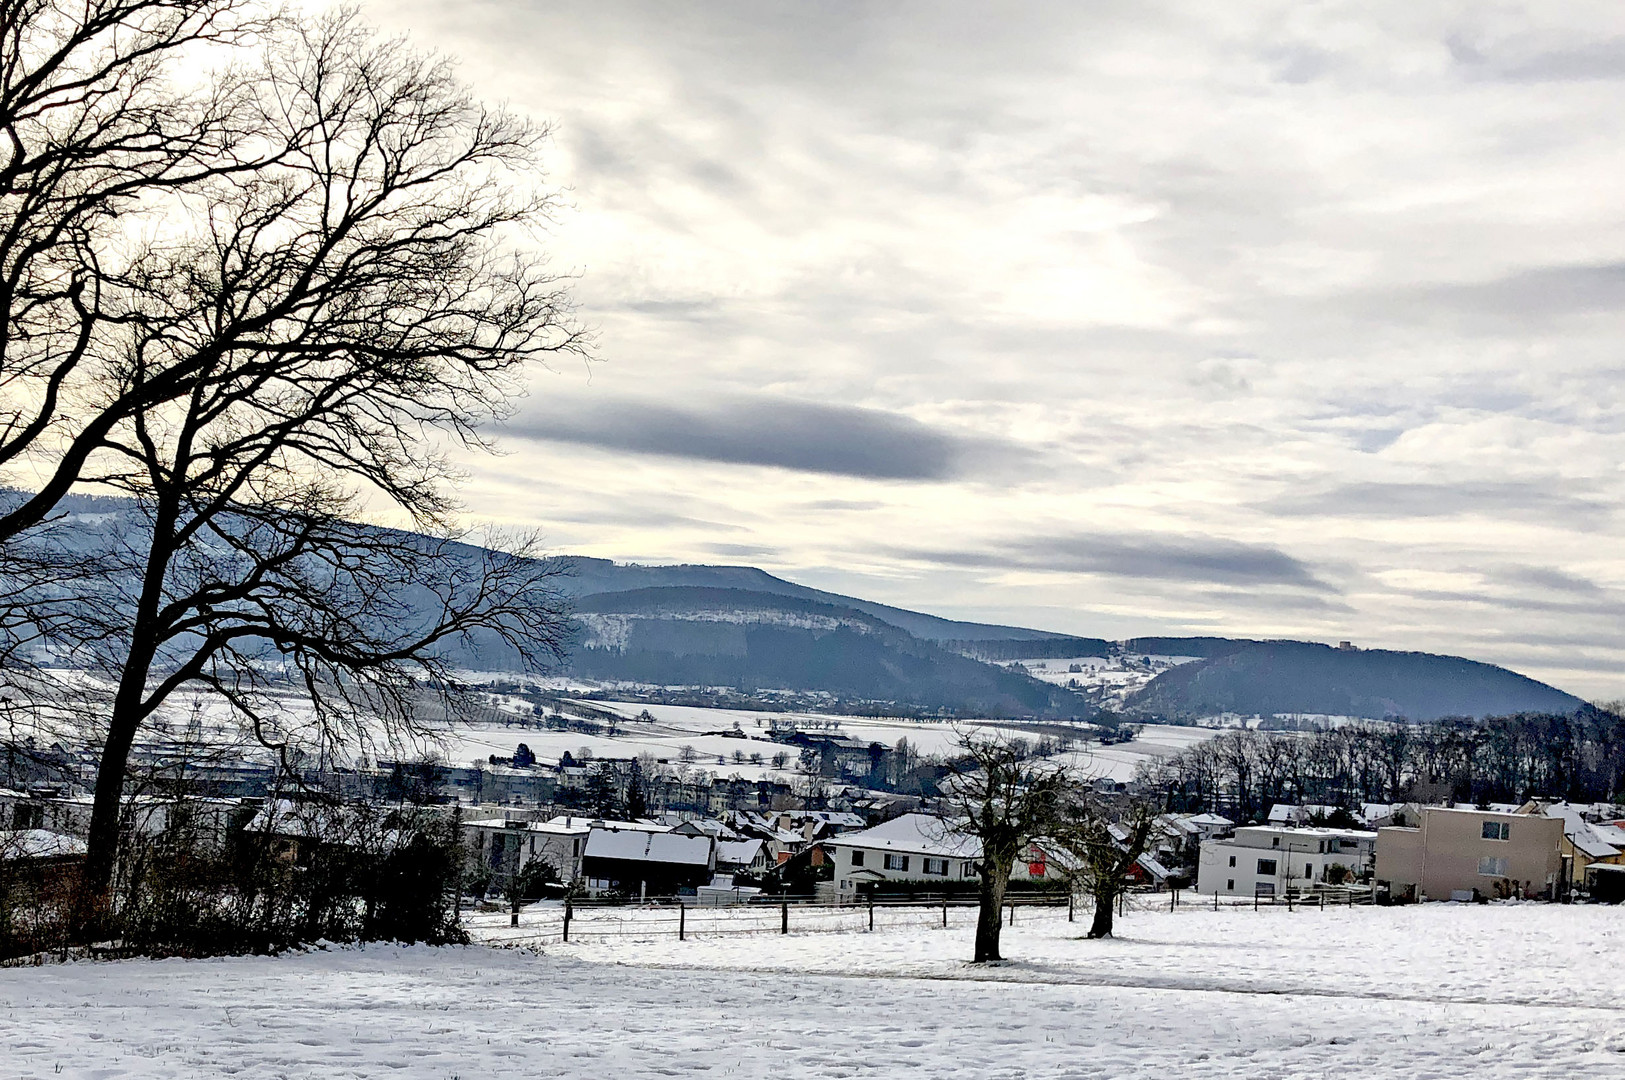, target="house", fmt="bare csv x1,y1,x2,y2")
1266,803,1344,827
1151,812,1233,869
463,817,591,888
714,838,768,875
826,813,980,900
0,828,87,898
725,810,807,865
1375,806,1563,902
580,827,715,898
1518,801,1625,889
1196,825,1377,897
0,787,43,831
